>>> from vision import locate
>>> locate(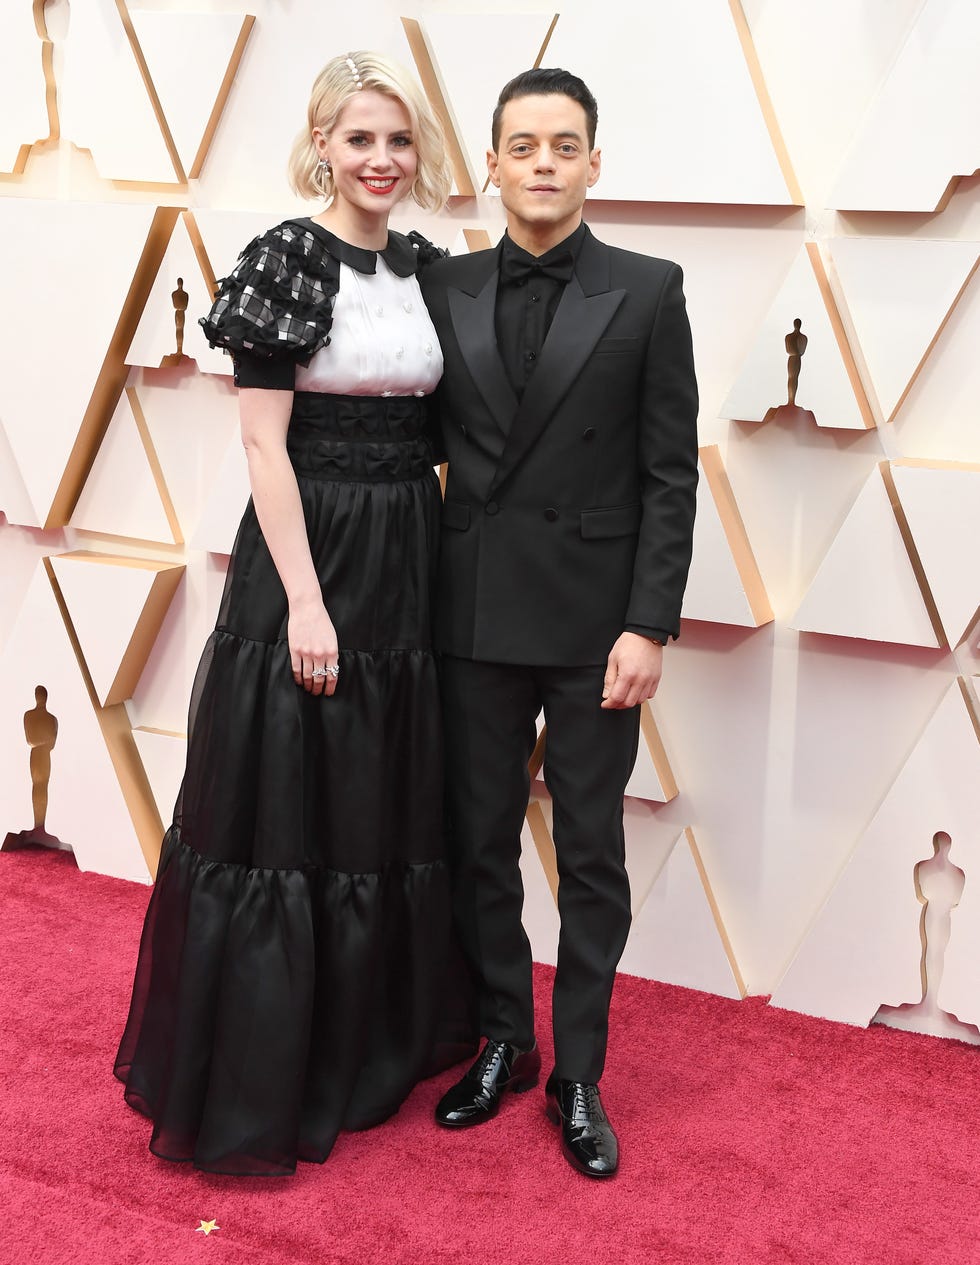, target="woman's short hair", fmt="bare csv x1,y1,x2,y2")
288,51,452,211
